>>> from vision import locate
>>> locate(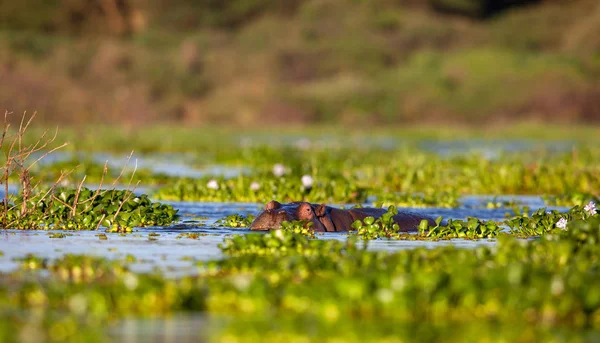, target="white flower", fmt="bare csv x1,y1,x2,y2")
301,175,314,188
231,275,252,291
123,273,139,290
206,179,219,190
375,288,394,304
250,182,260,191
274,229,285,239
584,201,597,215
556,218,568,230
272,163,286,177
